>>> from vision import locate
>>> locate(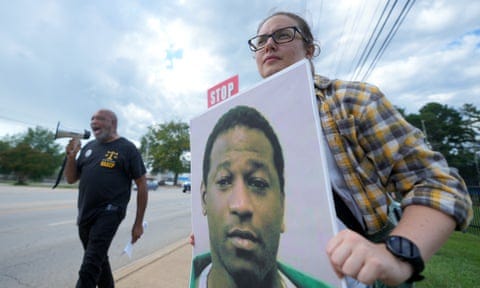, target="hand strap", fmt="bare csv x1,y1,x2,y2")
52,156,67,189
